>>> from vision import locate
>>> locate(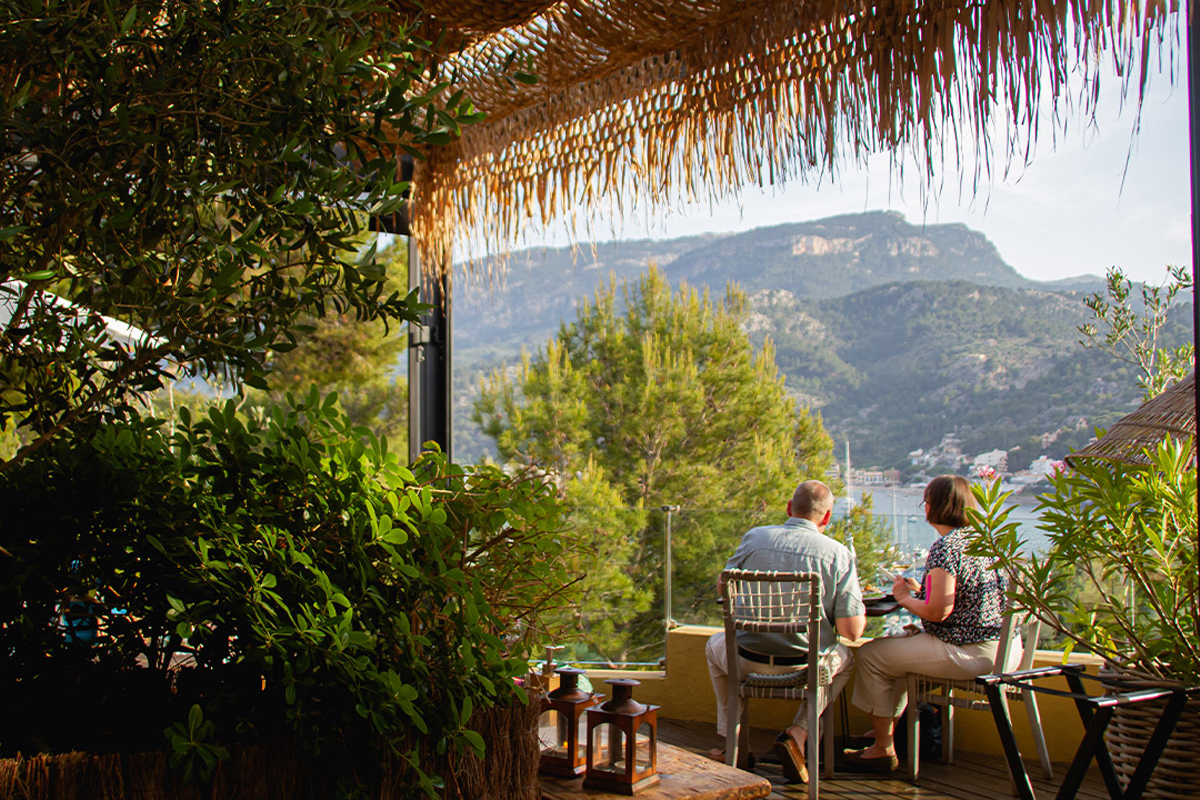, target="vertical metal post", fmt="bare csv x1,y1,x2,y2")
1189,0,1200,639
407,243,453,464
366,155,453,465
661,504,680,640
890,486,899,547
